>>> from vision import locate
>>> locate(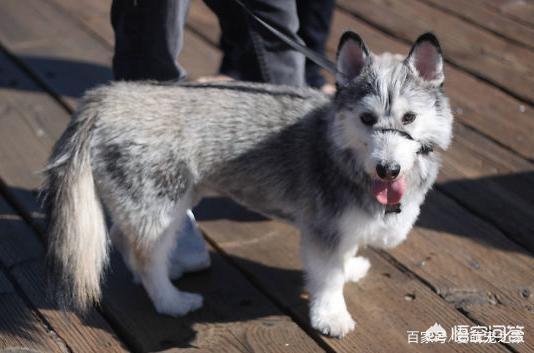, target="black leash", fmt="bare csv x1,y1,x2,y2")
232,0,337,74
